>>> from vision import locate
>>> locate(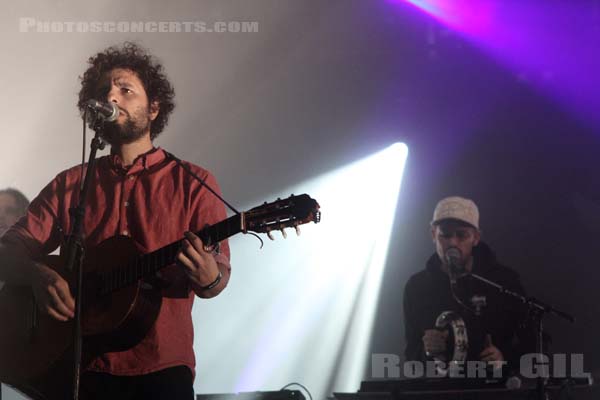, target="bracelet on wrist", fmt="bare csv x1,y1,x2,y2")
199,270,222,291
